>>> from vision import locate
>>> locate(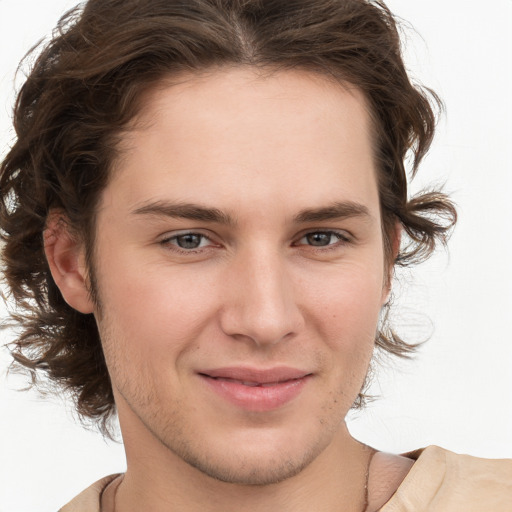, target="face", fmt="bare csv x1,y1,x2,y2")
90,68,391,485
